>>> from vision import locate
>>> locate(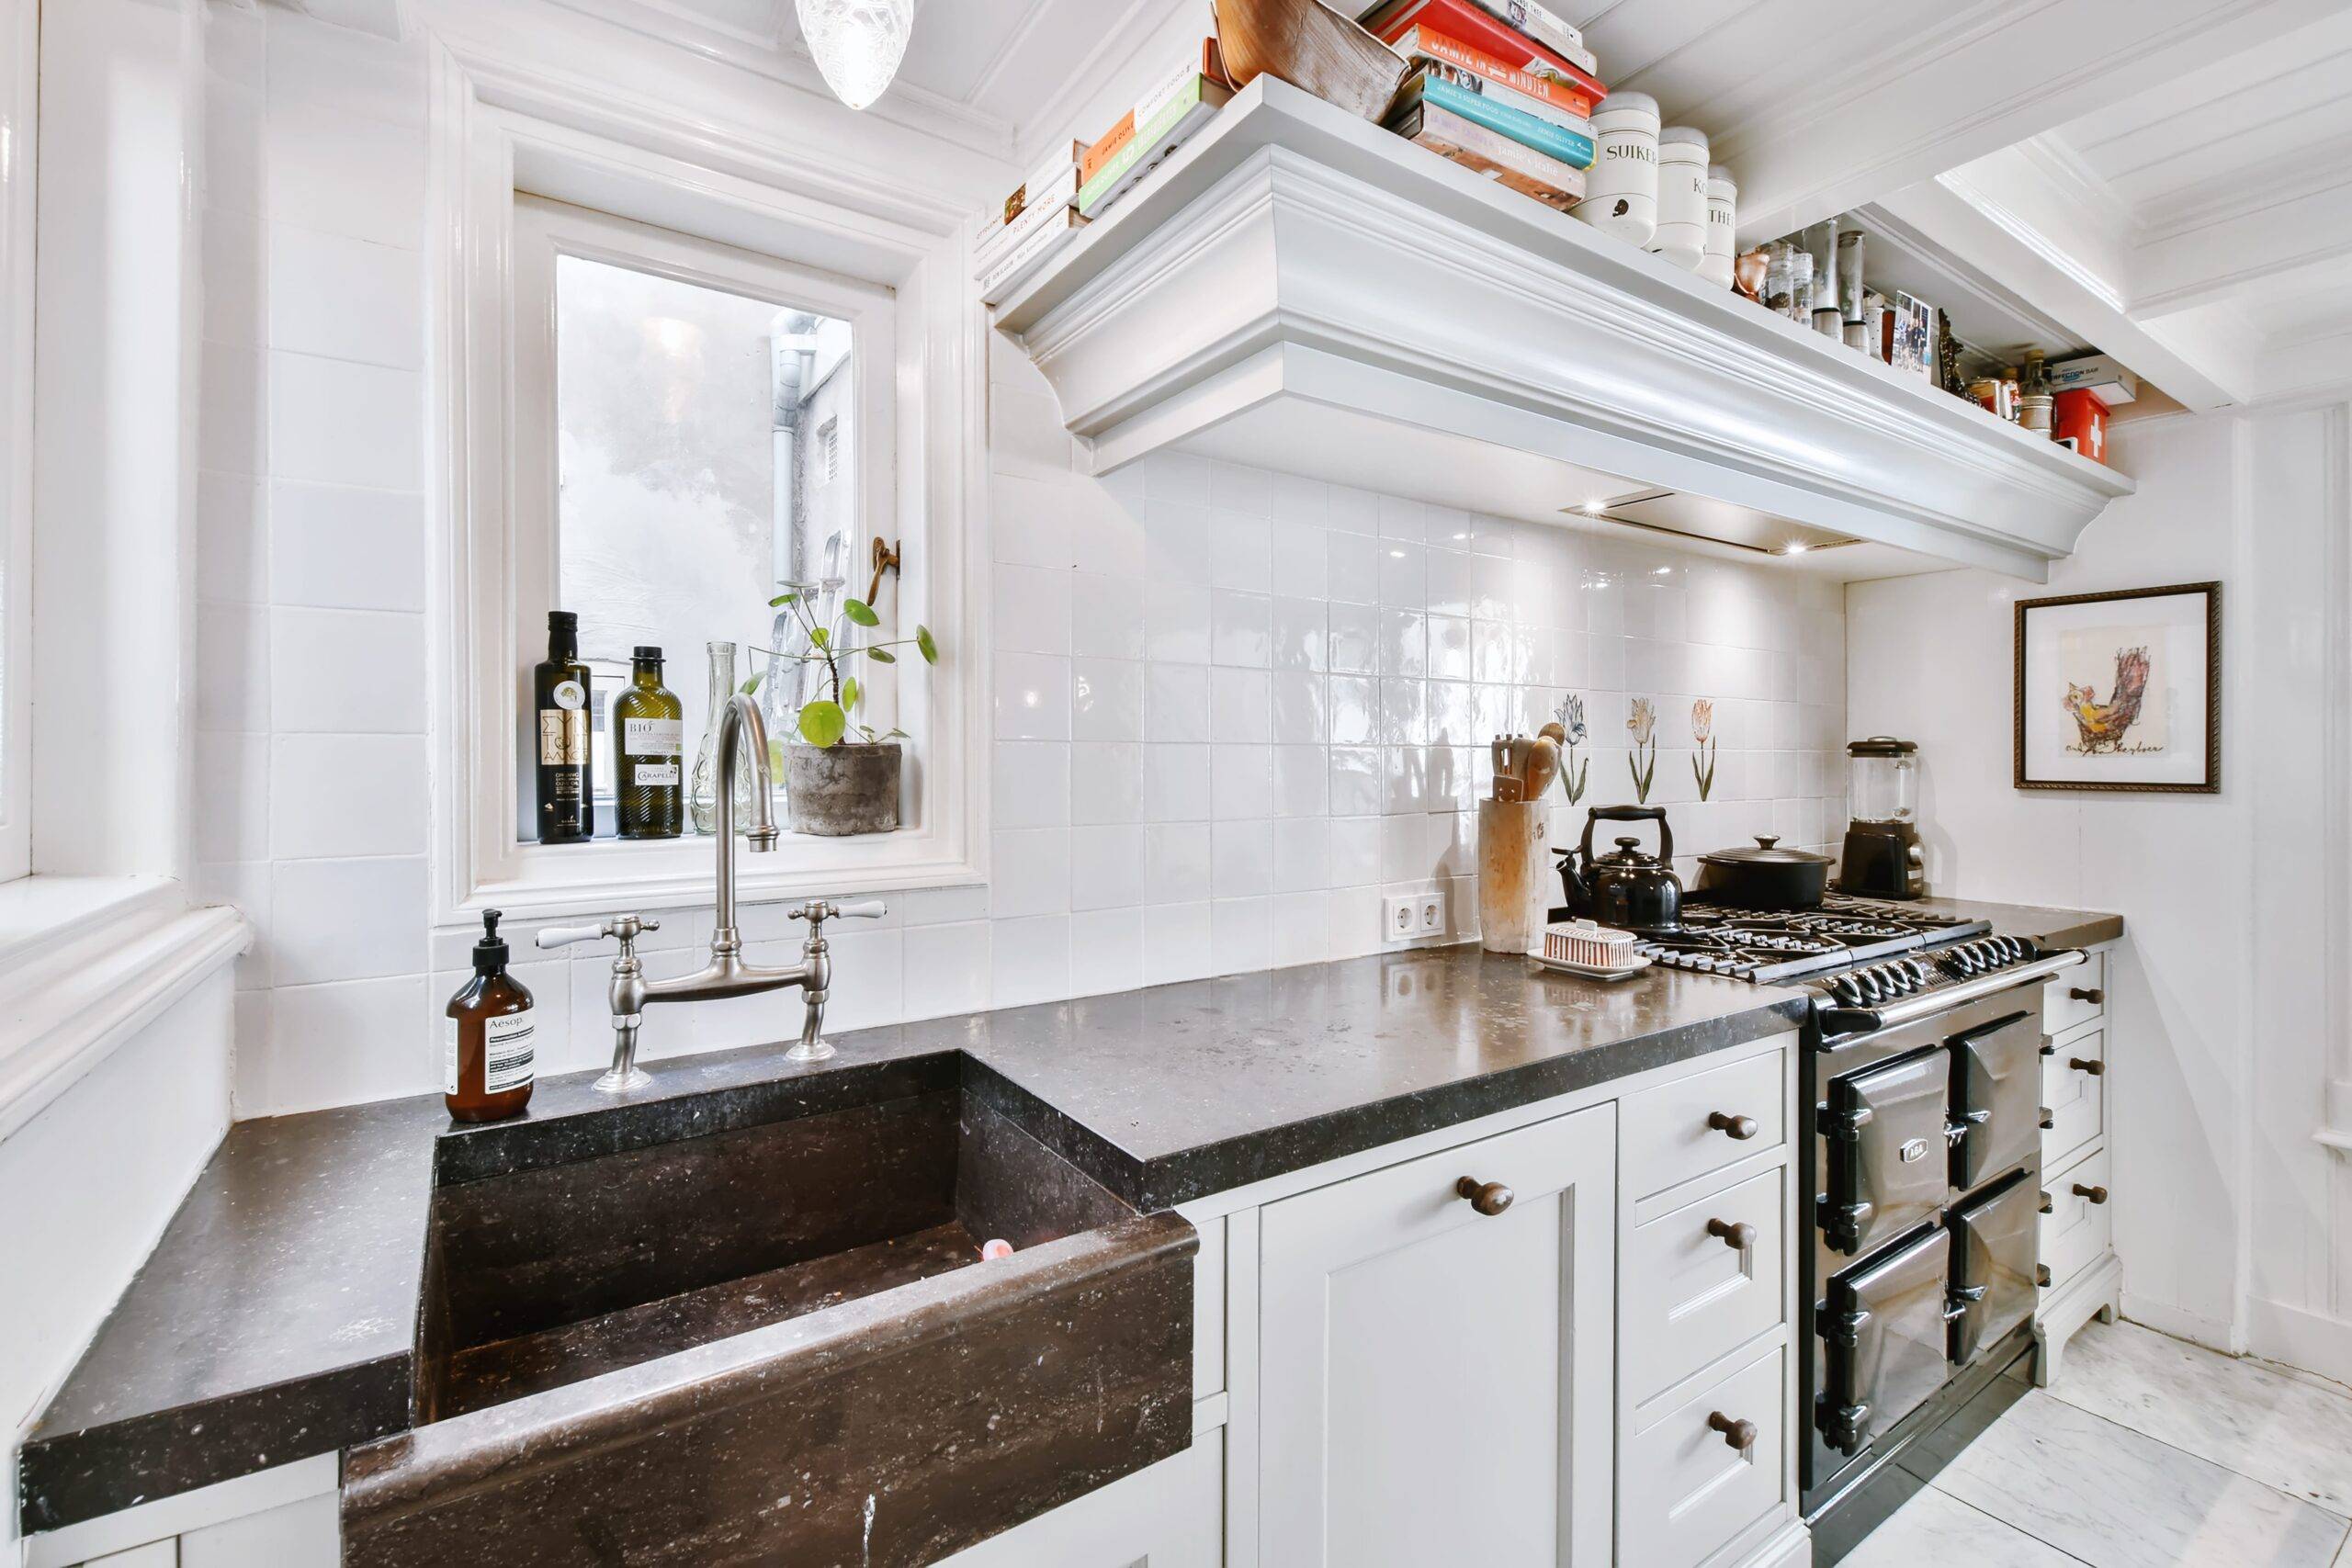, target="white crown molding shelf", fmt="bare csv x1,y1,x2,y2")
993,78,2134,582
